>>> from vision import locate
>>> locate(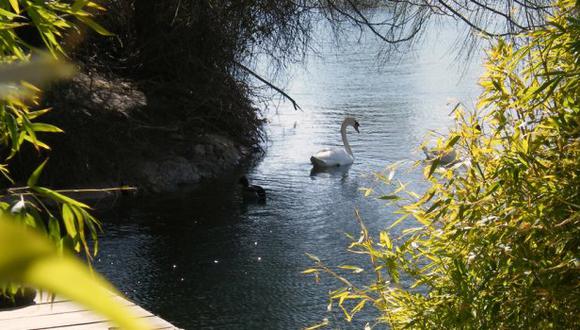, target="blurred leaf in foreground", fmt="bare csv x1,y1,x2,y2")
0,215,152,330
